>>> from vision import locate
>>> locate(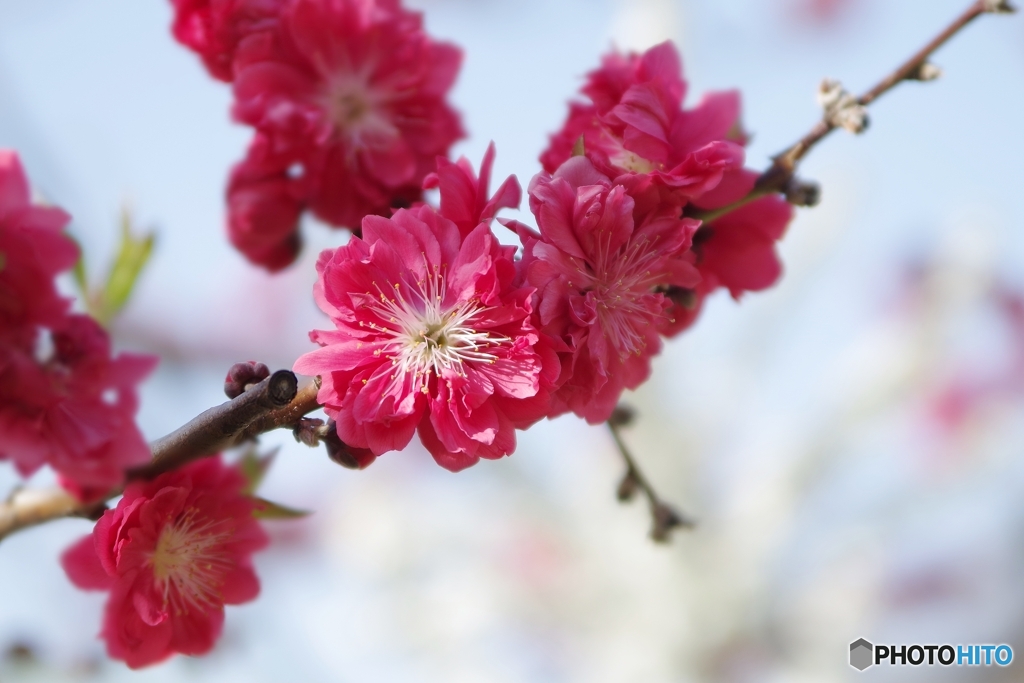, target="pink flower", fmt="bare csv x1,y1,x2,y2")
169,0,283,82
61,457,269,669
515,157,700,423
230,0,464,262
423,142,521,238
294,201,556,471
226,134,305,271
542,41,794,336
0,149,157,494
0,150,78,338
540,41,745,207
0,315,157,493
